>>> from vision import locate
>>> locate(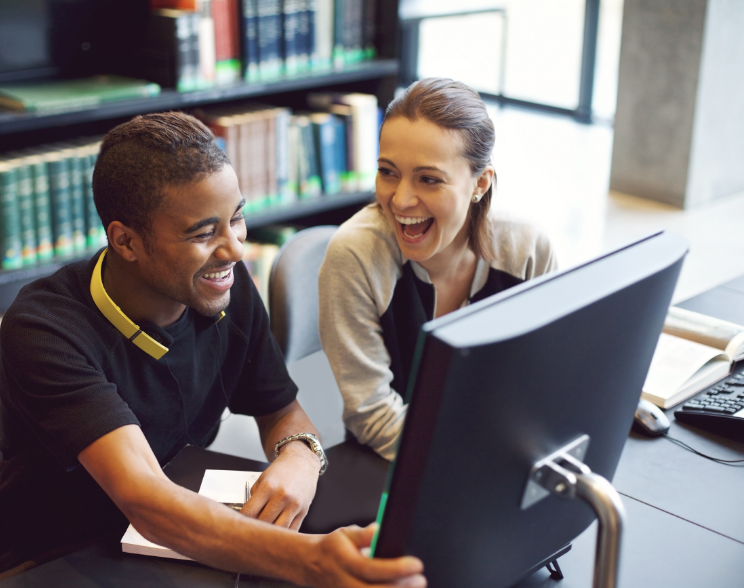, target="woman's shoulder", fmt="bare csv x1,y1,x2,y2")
319,204,404,315
326,204,402,266
487,213,557,278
